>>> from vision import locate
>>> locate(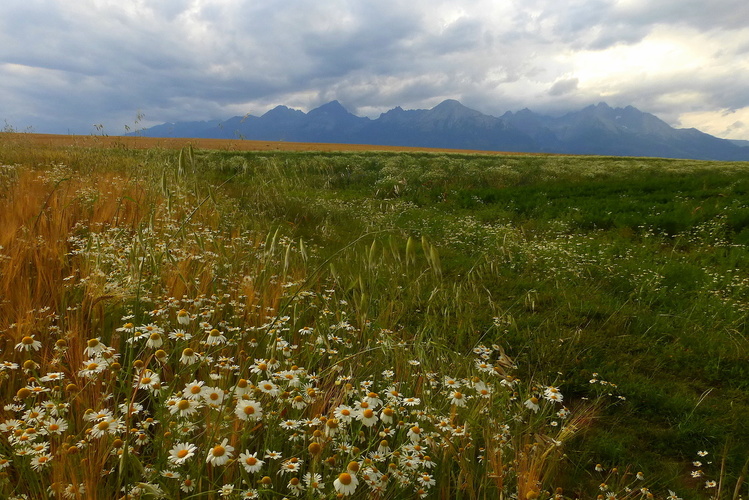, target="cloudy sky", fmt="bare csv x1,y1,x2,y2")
2,0,749,139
